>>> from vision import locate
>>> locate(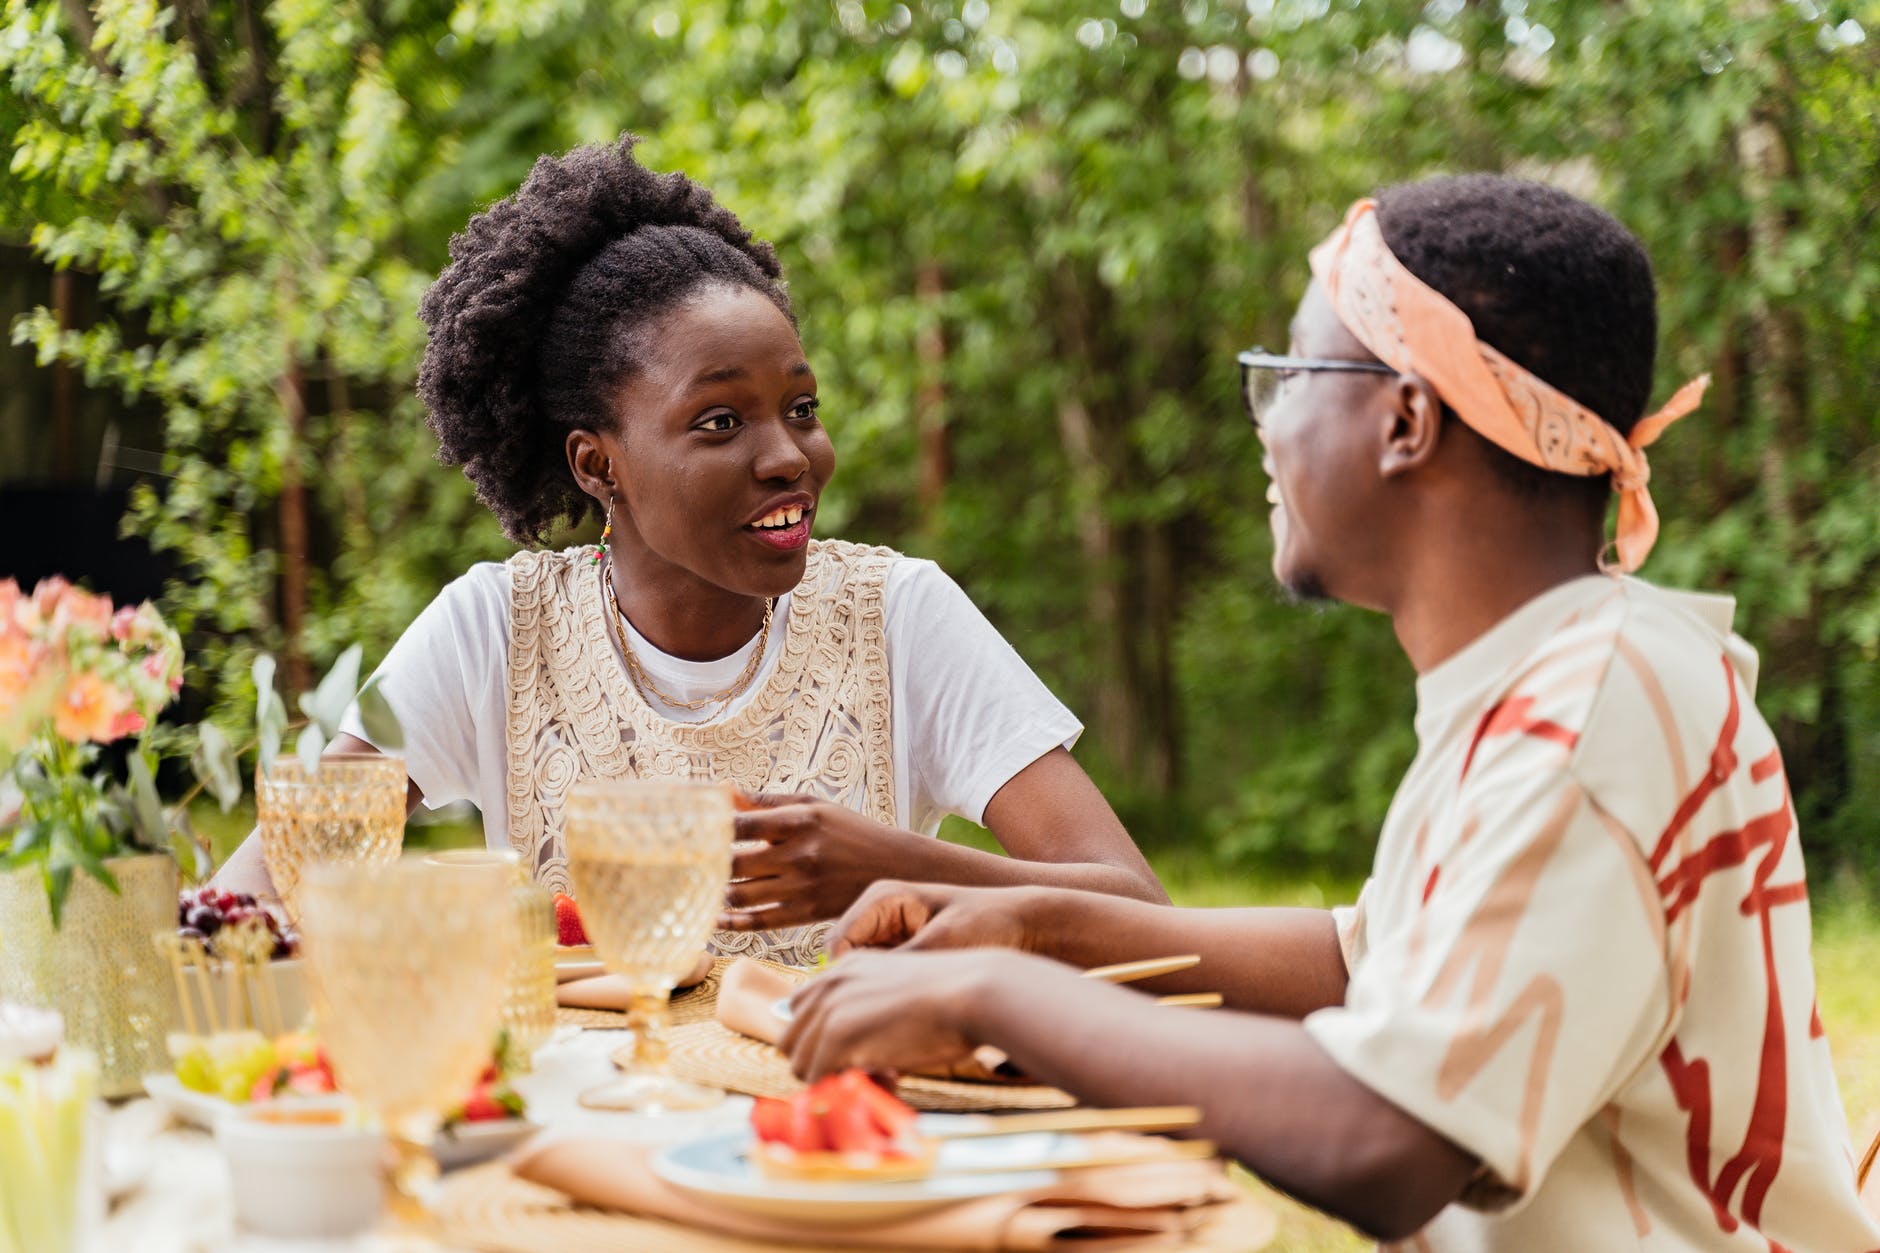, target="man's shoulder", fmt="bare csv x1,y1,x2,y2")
1483,579,1768,839
1469,581,1750,768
